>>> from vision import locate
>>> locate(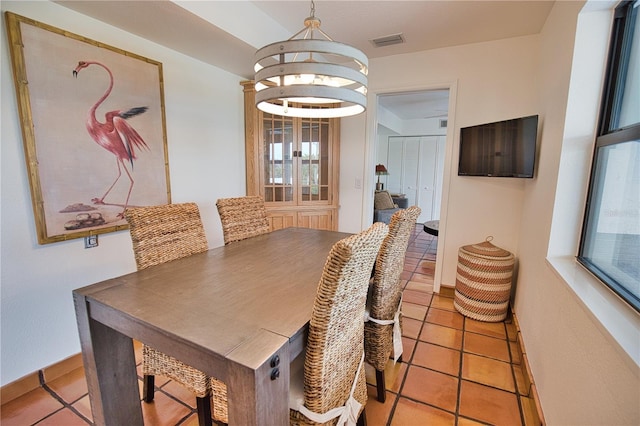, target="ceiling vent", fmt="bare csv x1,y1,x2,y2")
370,33,405,48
